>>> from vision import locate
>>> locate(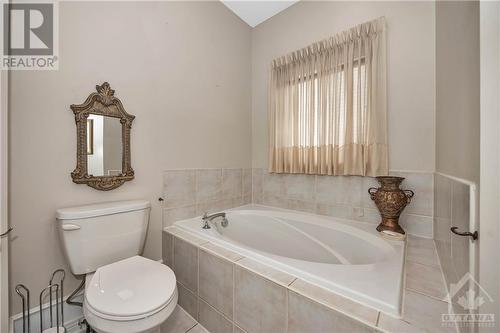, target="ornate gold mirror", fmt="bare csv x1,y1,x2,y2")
70,82,135,190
